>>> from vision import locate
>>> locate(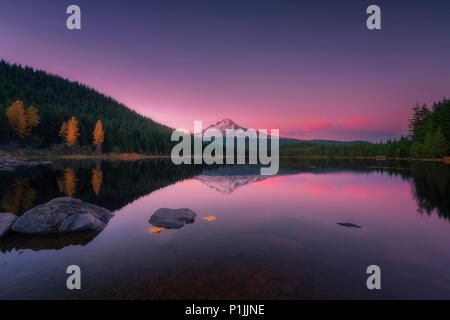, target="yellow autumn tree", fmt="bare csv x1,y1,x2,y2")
93,120,104,153
63,116,80,147
24,106,40,136
6,100,40,138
